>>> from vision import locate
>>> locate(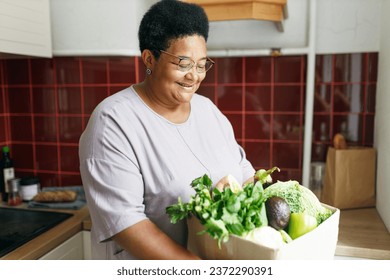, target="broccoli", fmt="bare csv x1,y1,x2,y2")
263,180,333,224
